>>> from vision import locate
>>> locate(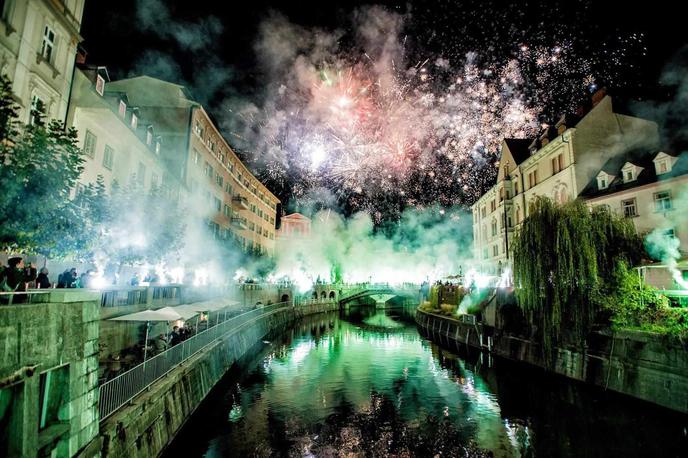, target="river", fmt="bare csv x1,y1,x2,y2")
167,306,687,457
